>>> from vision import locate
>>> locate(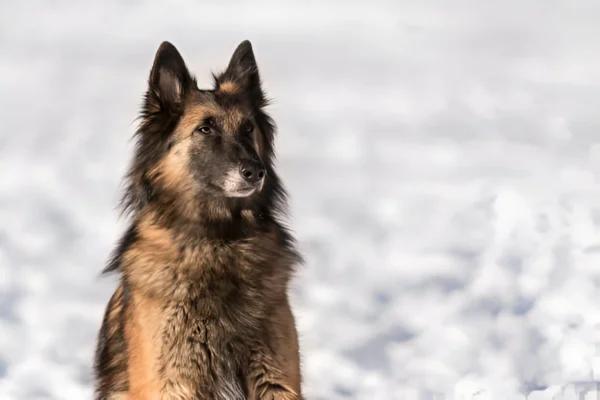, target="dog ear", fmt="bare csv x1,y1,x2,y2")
148,41,192,110
218,40,264,102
